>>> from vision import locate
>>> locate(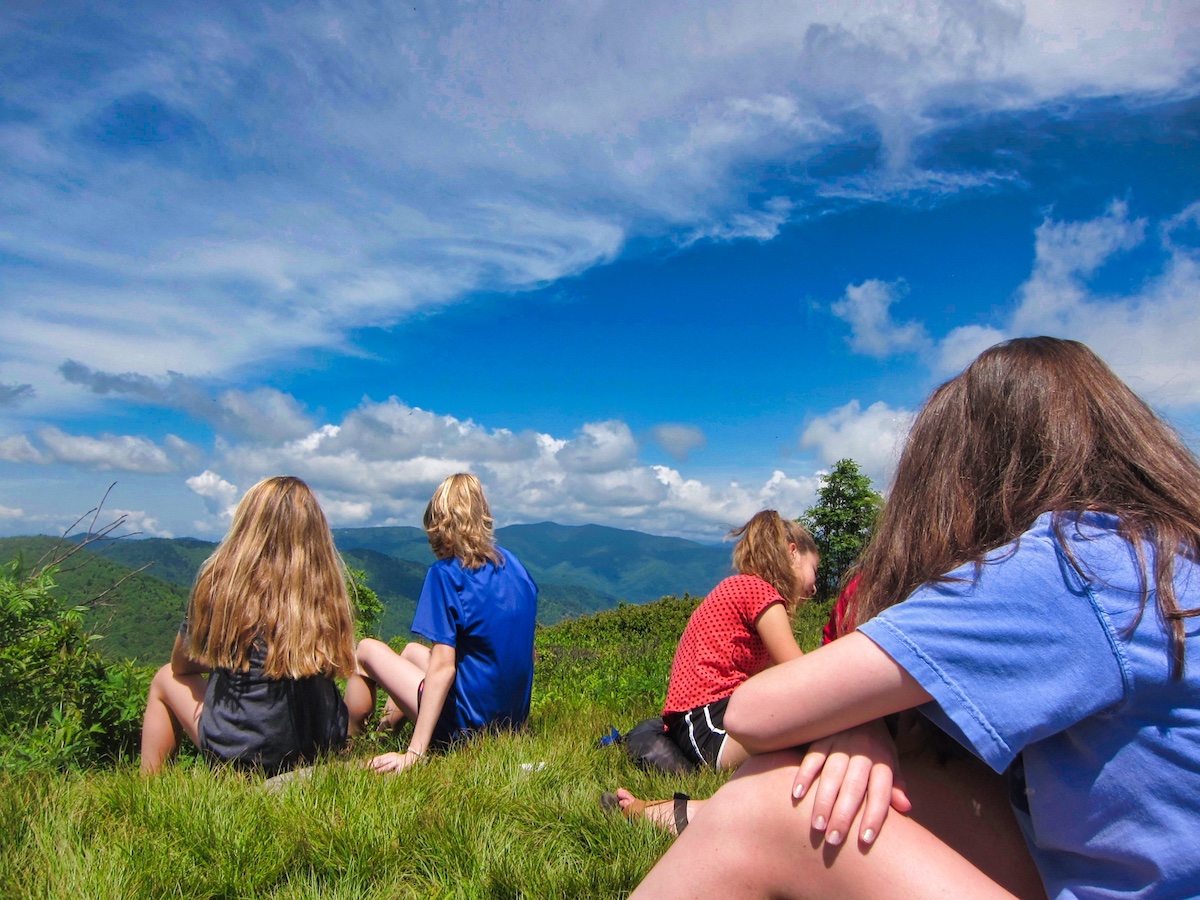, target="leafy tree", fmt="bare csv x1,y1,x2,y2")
801,458,884,600
346,567,384,639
